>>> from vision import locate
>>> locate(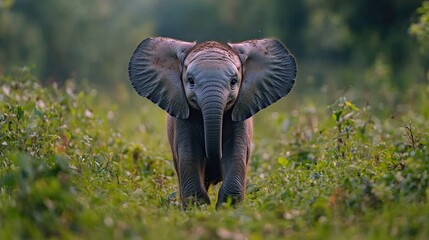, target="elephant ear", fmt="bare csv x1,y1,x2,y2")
128,37,196,119
228,39,297,122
